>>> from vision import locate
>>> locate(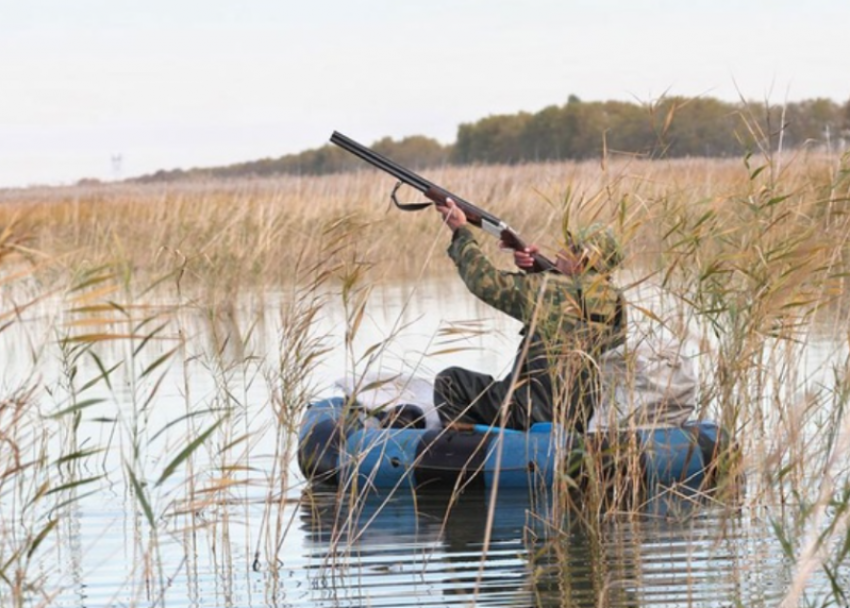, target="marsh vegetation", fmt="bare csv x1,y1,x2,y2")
2,144,850,606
